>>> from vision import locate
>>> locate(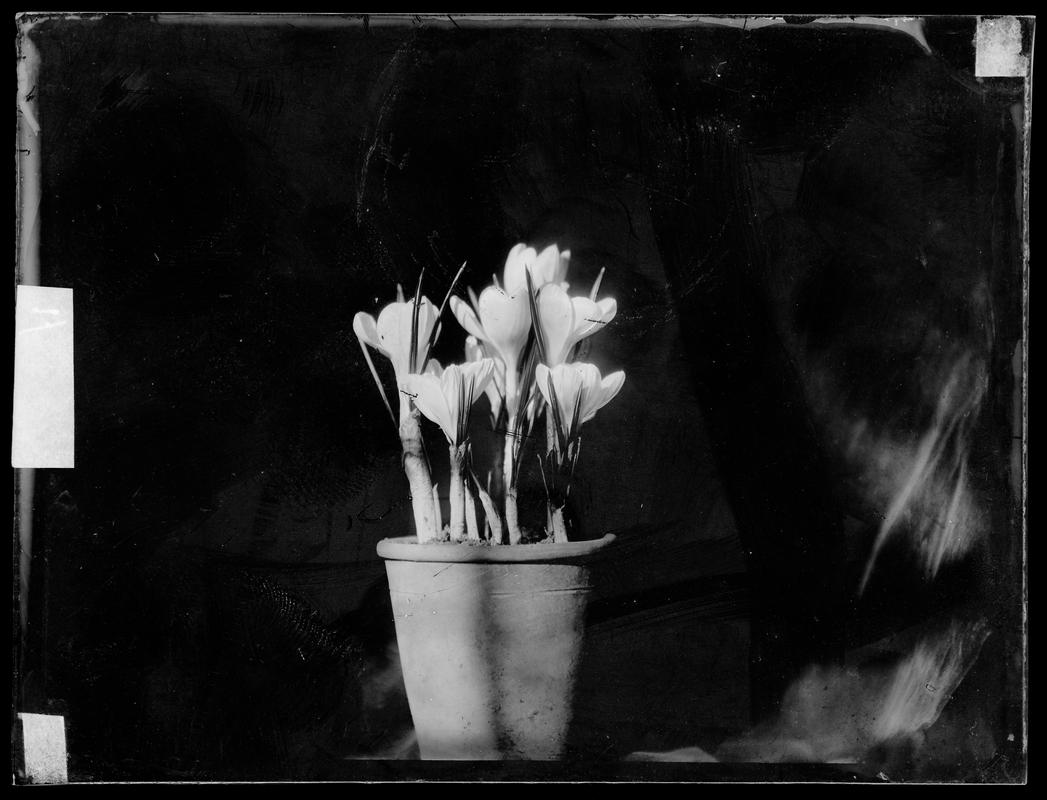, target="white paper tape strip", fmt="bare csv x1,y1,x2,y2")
11,286,75,468
975,17,1029,78
16,713,69,784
